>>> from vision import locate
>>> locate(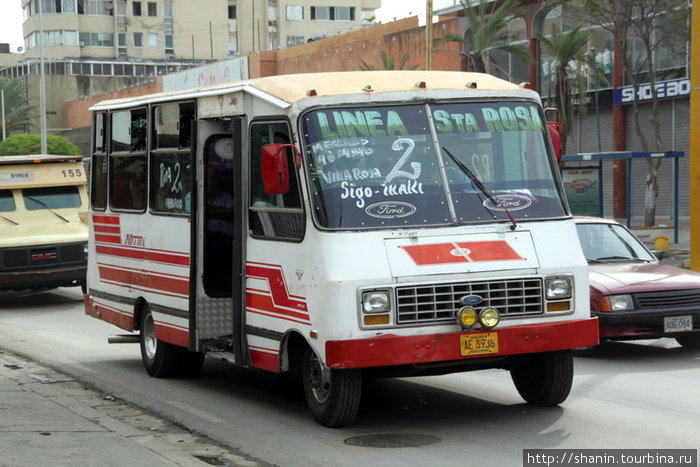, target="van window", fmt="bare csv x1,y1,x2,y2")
0,190,15,211
23,186,82,210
